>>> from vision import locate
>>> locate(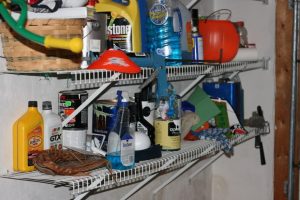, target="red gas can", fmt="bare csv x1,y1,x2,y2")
186,20,240,63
